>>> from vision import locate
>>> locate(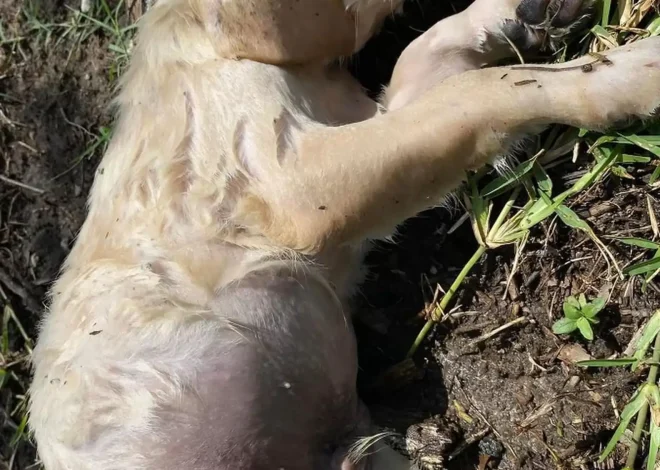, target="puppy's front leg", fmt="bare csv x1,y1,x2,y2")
239,39,660,254
385,0,594,110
